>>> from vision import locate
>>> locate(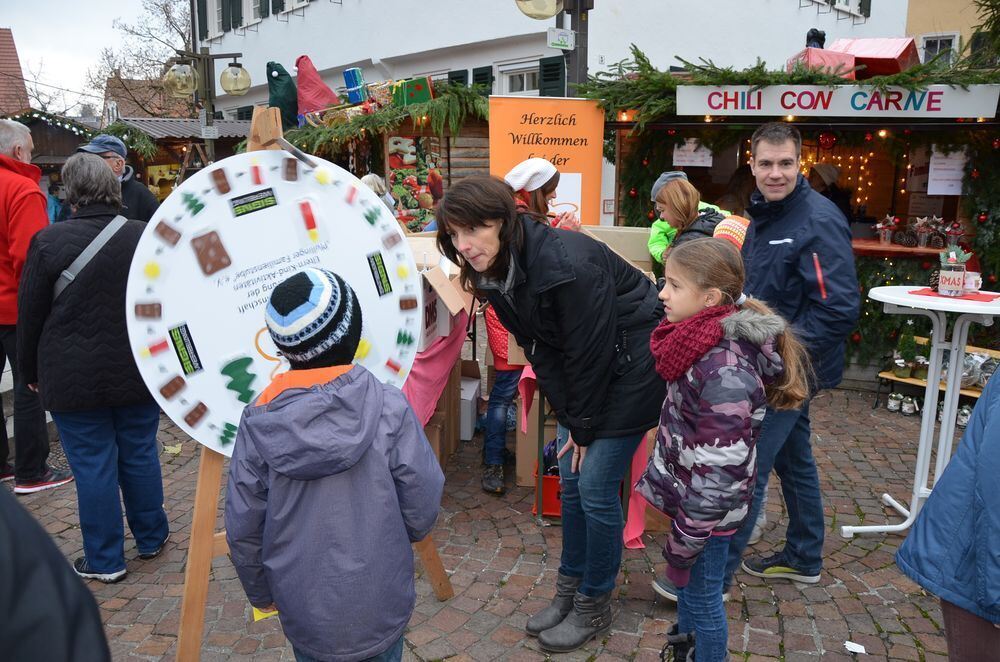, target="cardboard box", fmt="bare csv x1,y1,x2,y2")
437,361,461,459
507,333,528,366
459,360,482,442
424,413,446,470
515,392,559,487
827,37,920,78
407,236,475,351
582,226,654,276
